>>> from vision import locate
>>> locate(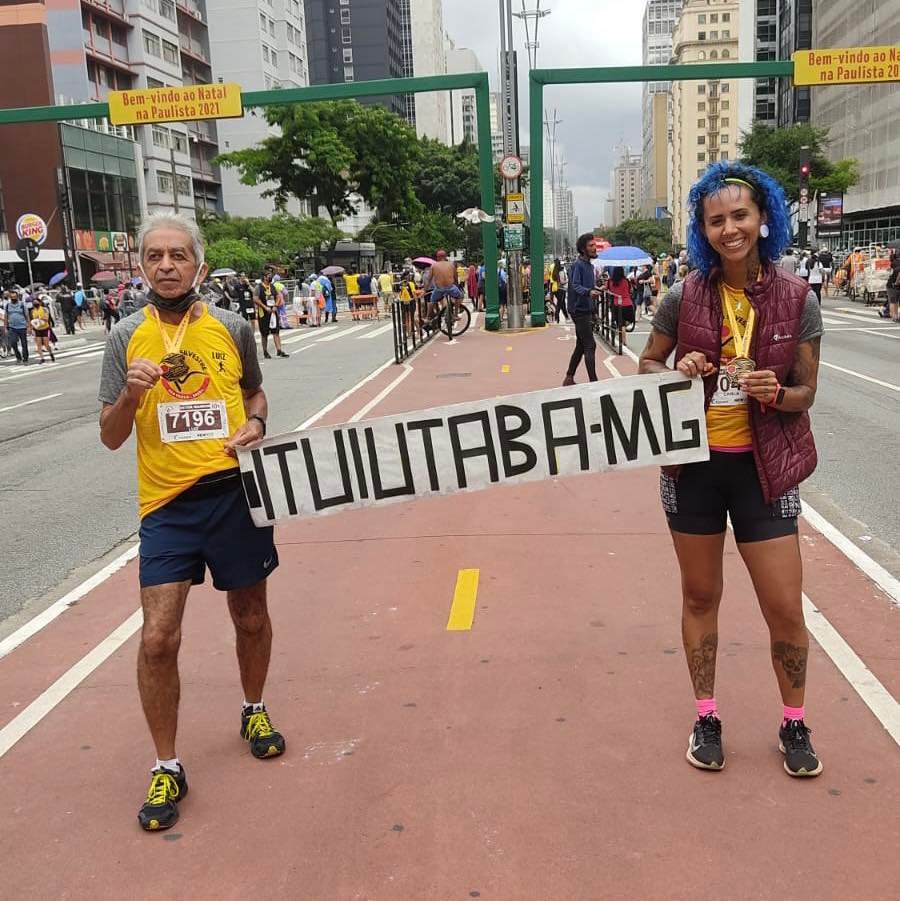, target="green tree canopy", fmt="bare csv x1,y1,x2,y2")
204,238,265,275
215,100,422,229
360,210,465,263
738,122,860,203
605,218,674,259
